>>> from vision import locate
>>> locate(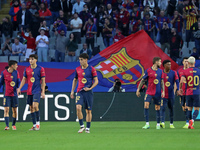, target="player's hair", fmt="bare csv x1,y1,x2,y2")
79,53,89,60
162,60,171,67
29,54,38,60
153,57,161,64
182,57,188,61
8,60,18,67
